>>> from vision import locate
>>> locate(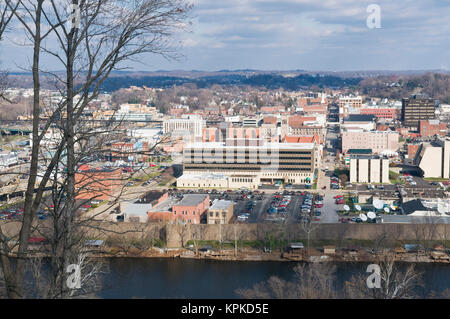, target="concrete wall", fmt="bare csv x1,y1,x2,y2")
420,147,443,178
382,159,390,183
358,159,369,183
163,223,450,248
350,158,357,183
8,220,448,250
370,159,380,183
